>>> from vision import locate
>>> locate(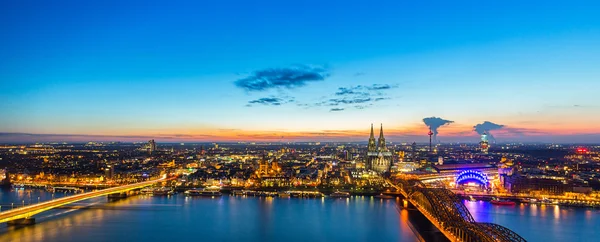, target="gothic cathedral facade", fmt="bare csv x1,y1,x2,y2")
366,124,393,173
